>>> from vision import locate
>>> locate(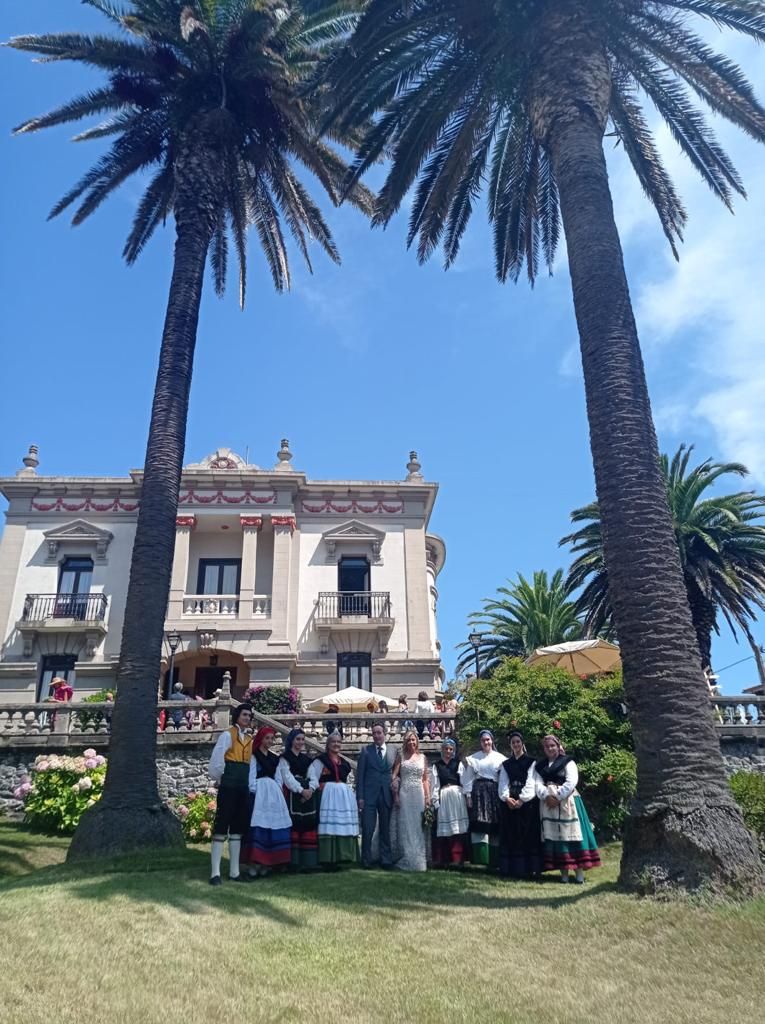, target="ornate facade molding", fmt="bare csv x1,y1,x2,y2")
178,488,276,506
175,515,197,530
301,498,403,515
321,519,385,564
240,516,263,530
271,516,296,533
32,496,138,513
43,519,114,564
